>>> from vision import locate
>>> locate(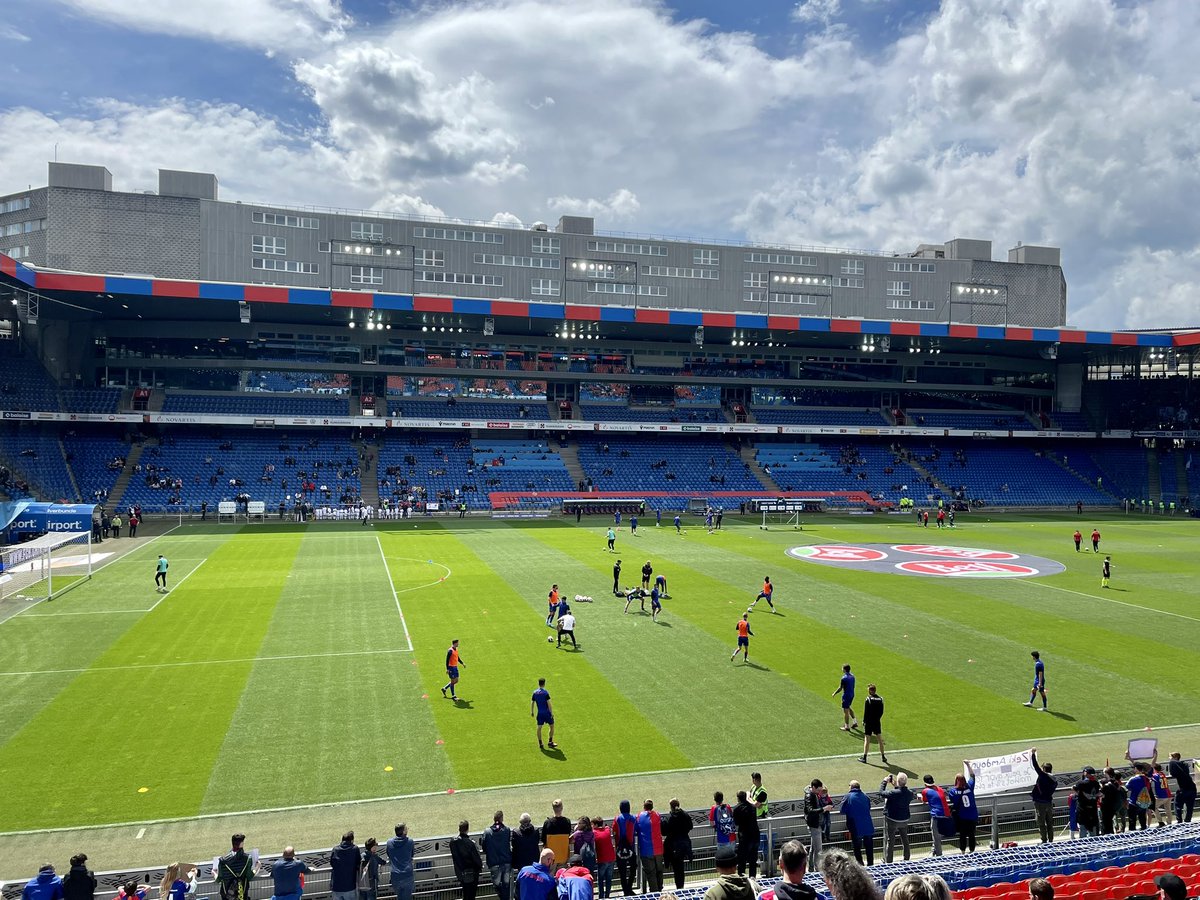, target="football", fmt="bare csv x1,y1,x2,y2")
547,635,554,643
